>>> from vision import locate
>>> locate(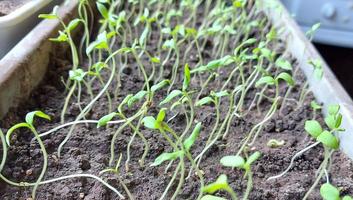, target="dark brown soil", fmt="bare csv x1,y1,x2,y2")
0,0,30,16
0,2,353,200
